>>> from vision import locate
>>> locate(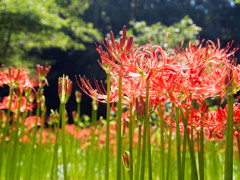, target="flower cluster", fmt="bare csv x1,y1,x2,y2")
78,26,239,140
